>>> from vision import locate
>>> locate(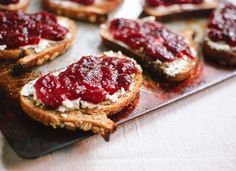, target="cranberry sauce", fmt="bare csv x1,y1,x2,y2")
70,0,95,5
146,0,203,7
109,18,193,61
0,11,69,49
207,2,236,47
0,0,19,5
34,55,138,110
